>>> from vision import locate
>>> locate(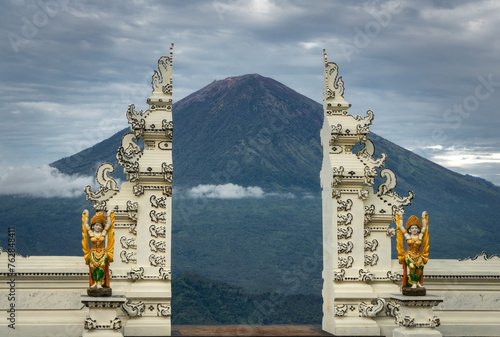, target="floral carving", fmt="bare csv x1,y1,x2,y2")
337,226,353,240
359,298,385,317
338,256,354,268
122,300,145,317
